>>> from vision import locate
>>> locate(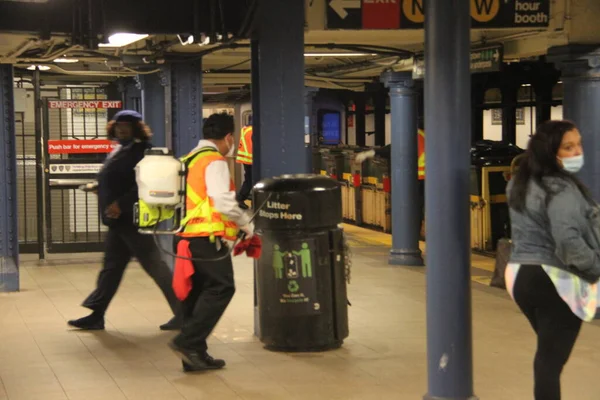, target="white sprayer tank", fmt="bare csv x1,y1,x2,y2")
135,148,184,206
